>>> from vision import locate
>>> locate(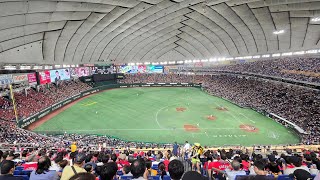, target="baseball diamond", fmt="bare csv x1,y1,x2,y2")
32,87,300,146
